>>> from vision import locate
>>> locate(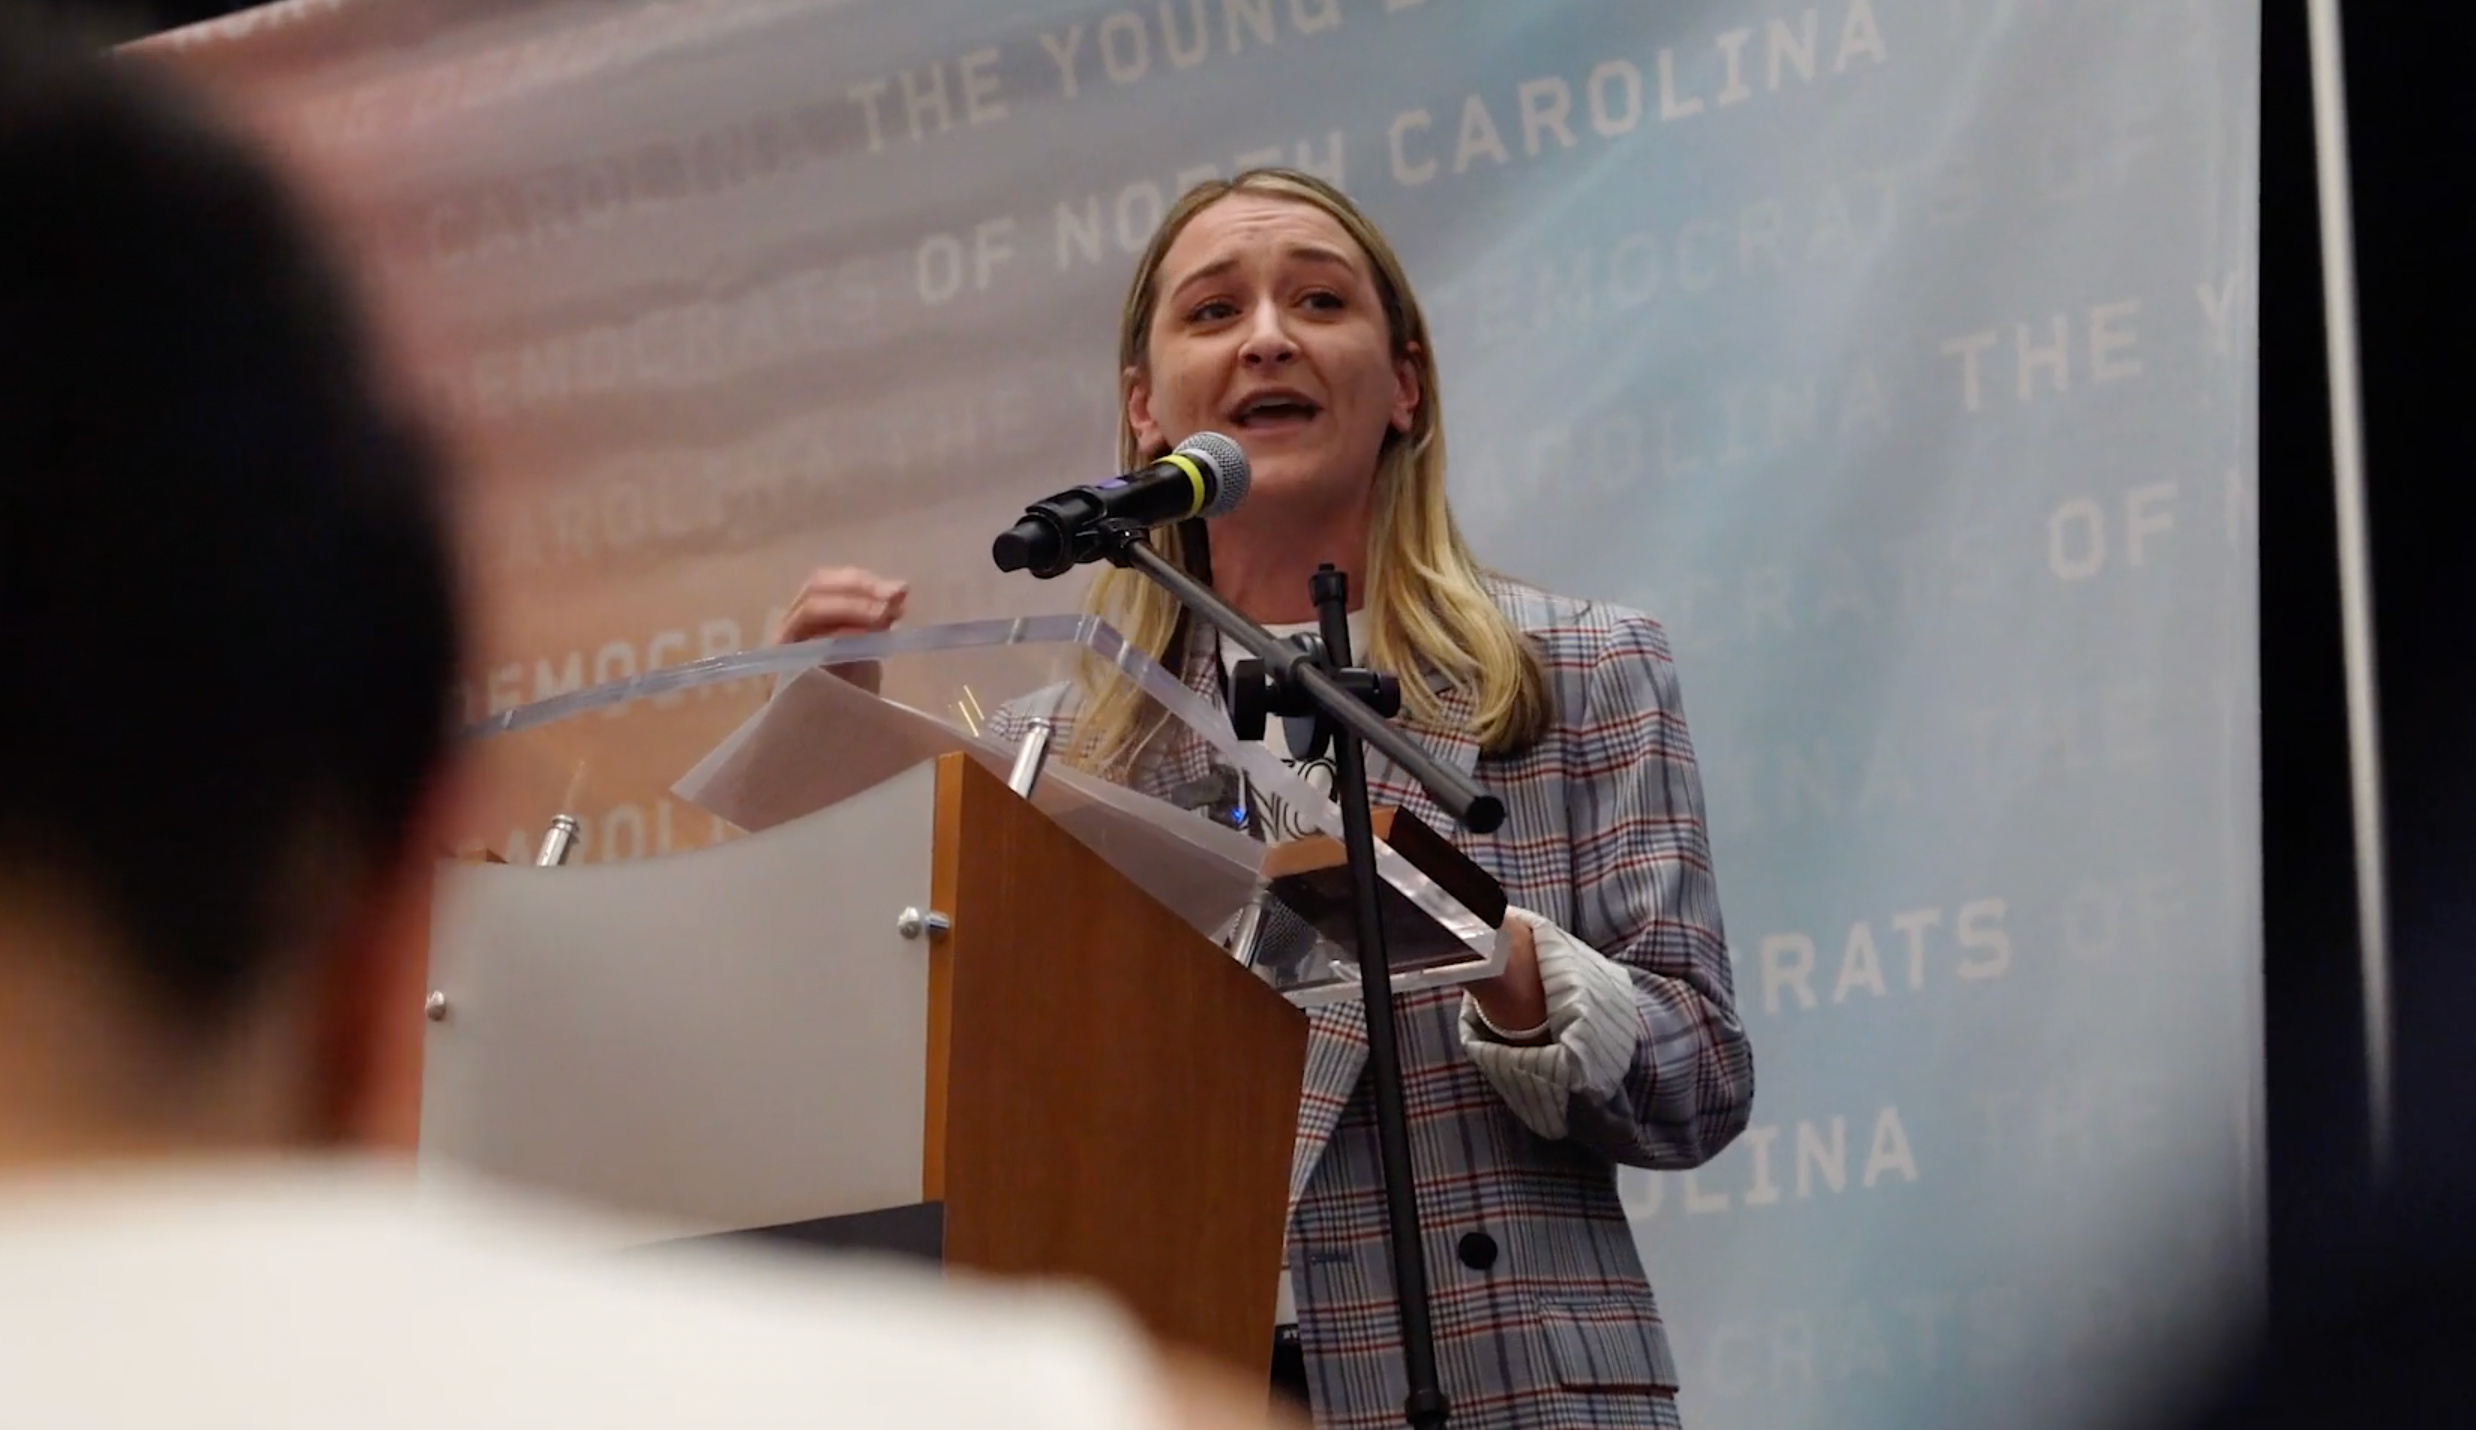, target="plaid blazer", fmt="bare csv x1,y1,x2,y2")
998,579,1752,1429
